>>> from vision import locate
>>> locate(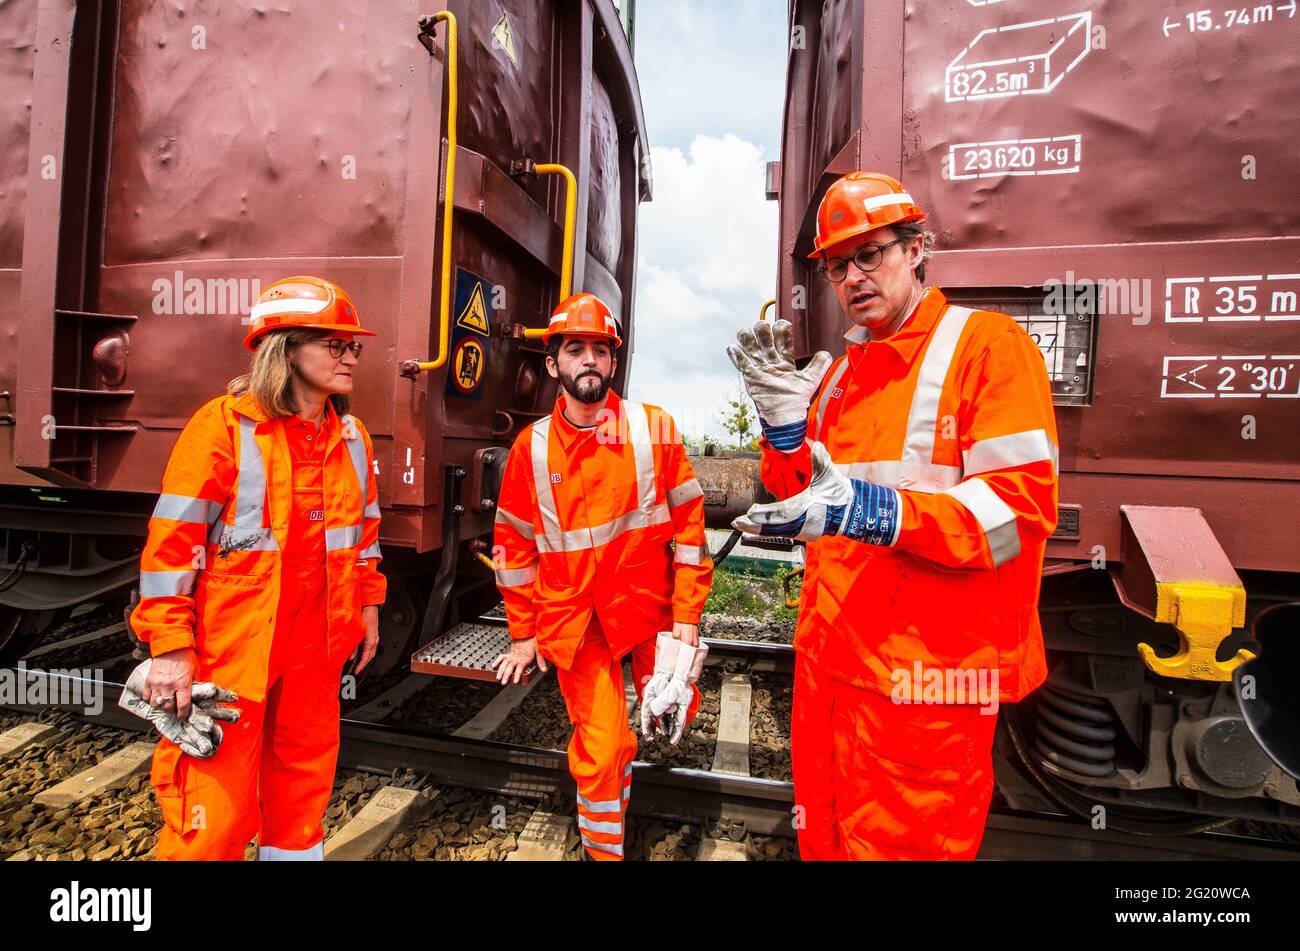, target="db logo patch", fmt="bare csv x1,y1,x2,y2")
550,473,562,484
308,510,324,521
832,387,843,399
